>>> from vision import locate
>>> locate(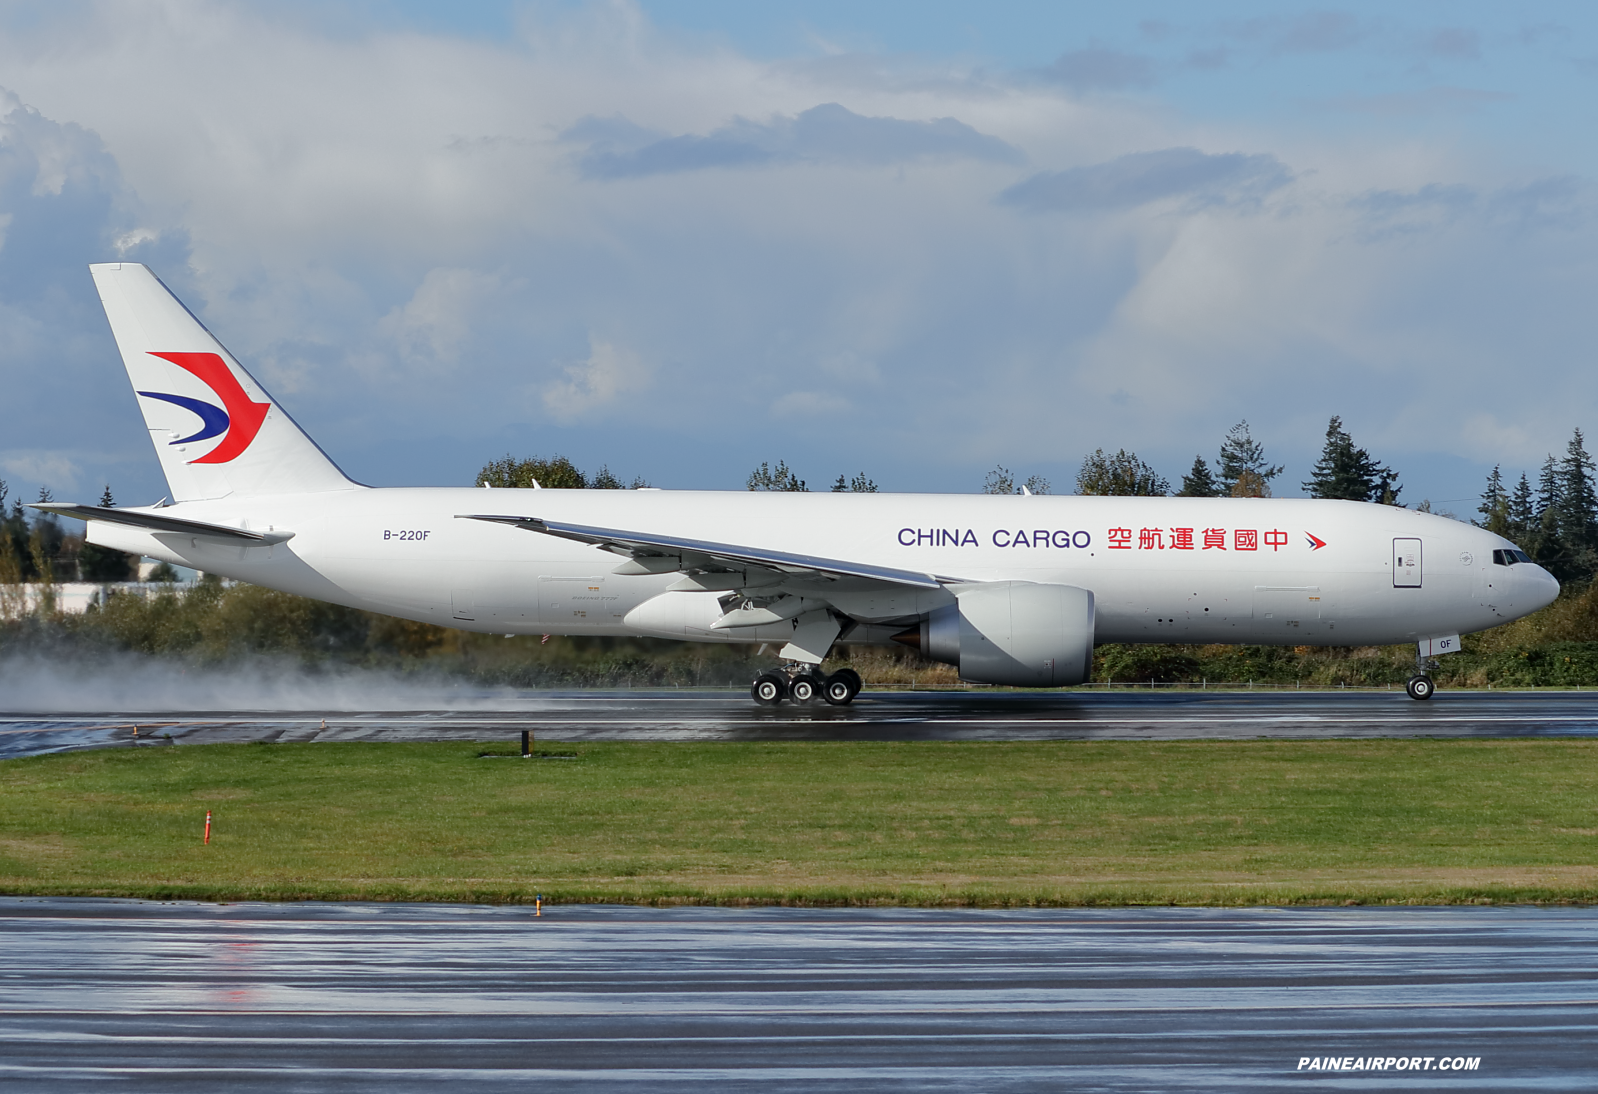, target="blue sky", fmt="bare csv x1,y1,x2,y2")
3,1,1597,513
